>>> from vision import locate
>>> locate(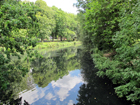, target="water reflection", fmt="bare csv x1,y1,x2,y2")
51,70,83,102
18,47,82,105
75,51,132,105
31,47,81,88
0,47,133,105
21,70,83,105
